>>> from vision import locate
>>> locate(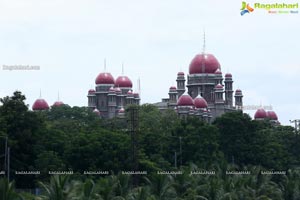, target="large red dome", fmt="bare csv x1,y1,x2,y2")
32,99,49,110
189,53,221,74
53,101,64,107
254,108,267,119
177,93,194,106
194,95,208,108
267,111,278,120
115,75,133,88
95,72,115,85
